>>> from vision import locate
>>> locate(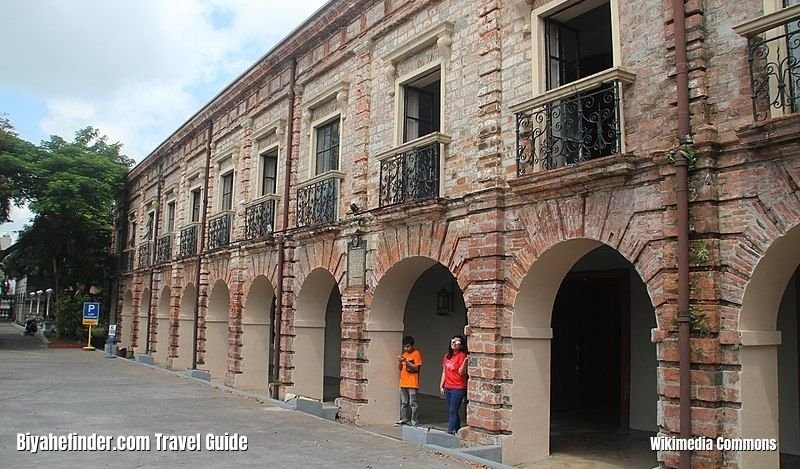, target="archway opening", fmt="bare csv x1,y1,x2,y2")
778,268,800,466
361,257,467,431
174,283,196,370
205,280,229,381
155,286,171,365
239,275,276,393
137,287,150,354
509,241,657,467
292,268,342,402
